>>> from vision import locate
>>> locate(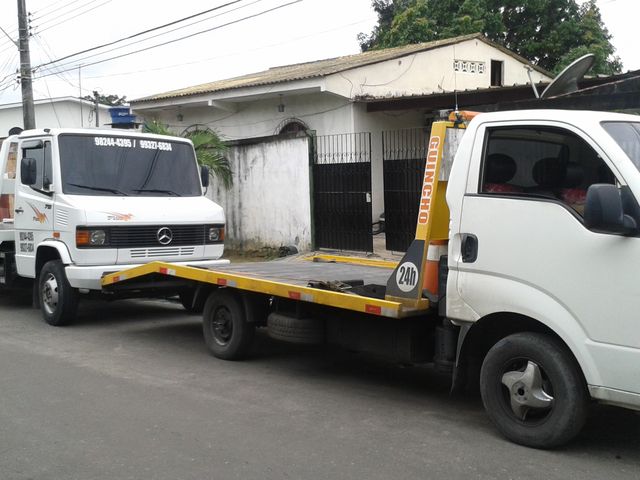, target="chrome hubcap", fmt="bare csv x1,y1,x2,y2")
501,361,554,420
41,273,59,315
